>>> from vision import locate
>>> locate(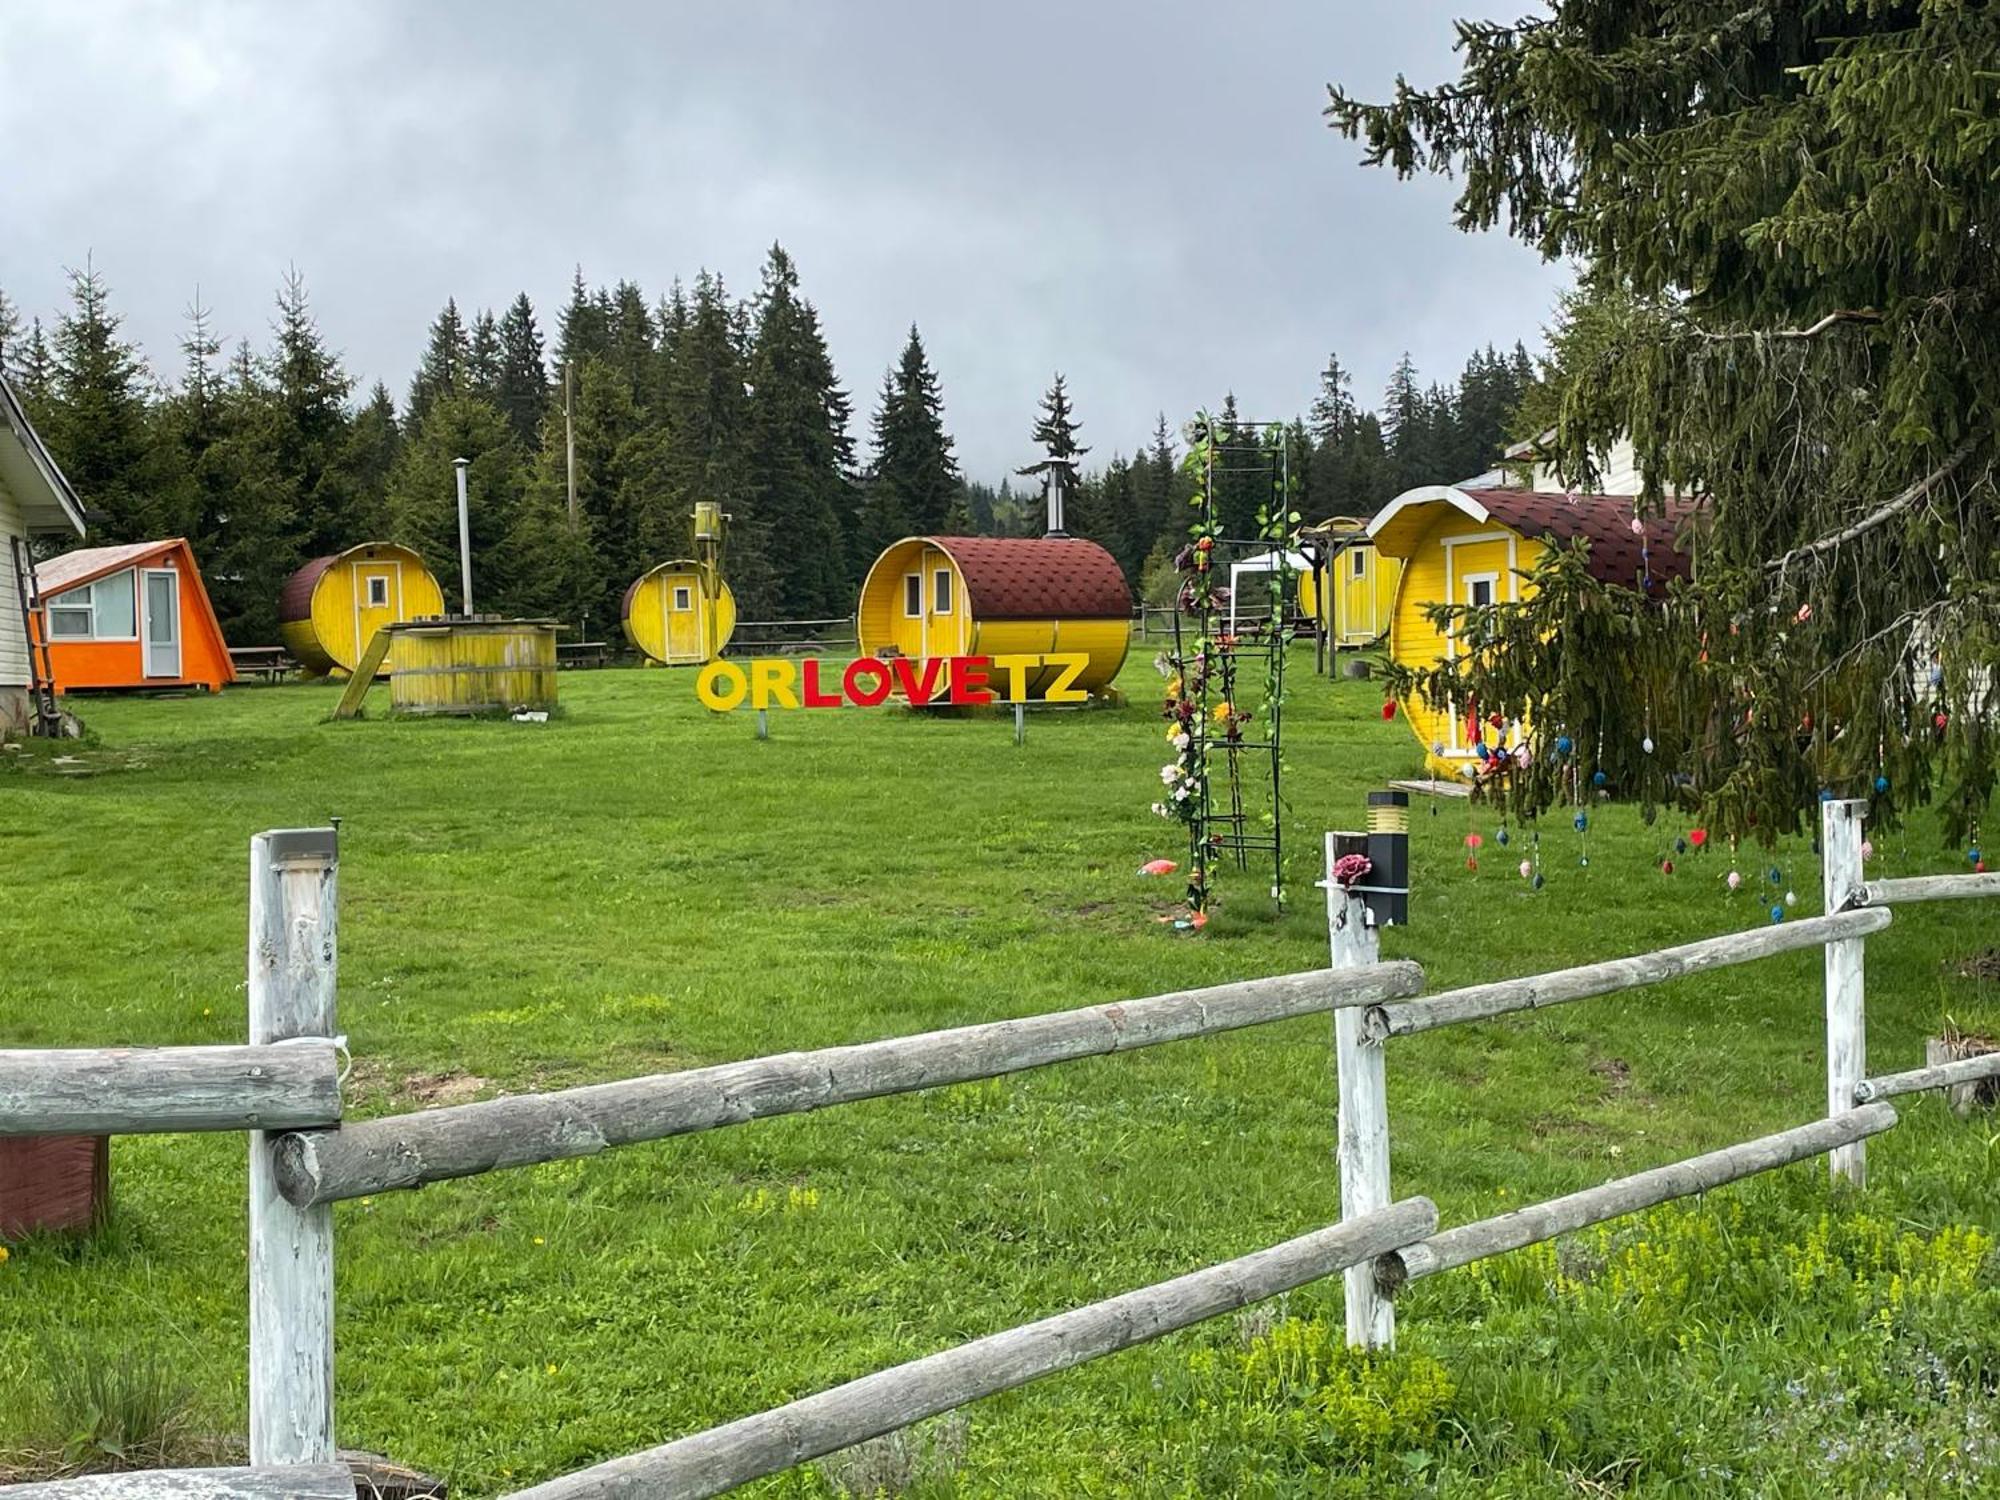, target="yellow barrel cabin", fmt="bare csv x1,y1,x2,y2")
1367,485,1695,777
622,561,737,666
385,617,558,716
1299,518,1403,647
856,535,1131,699
279,543,446,676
